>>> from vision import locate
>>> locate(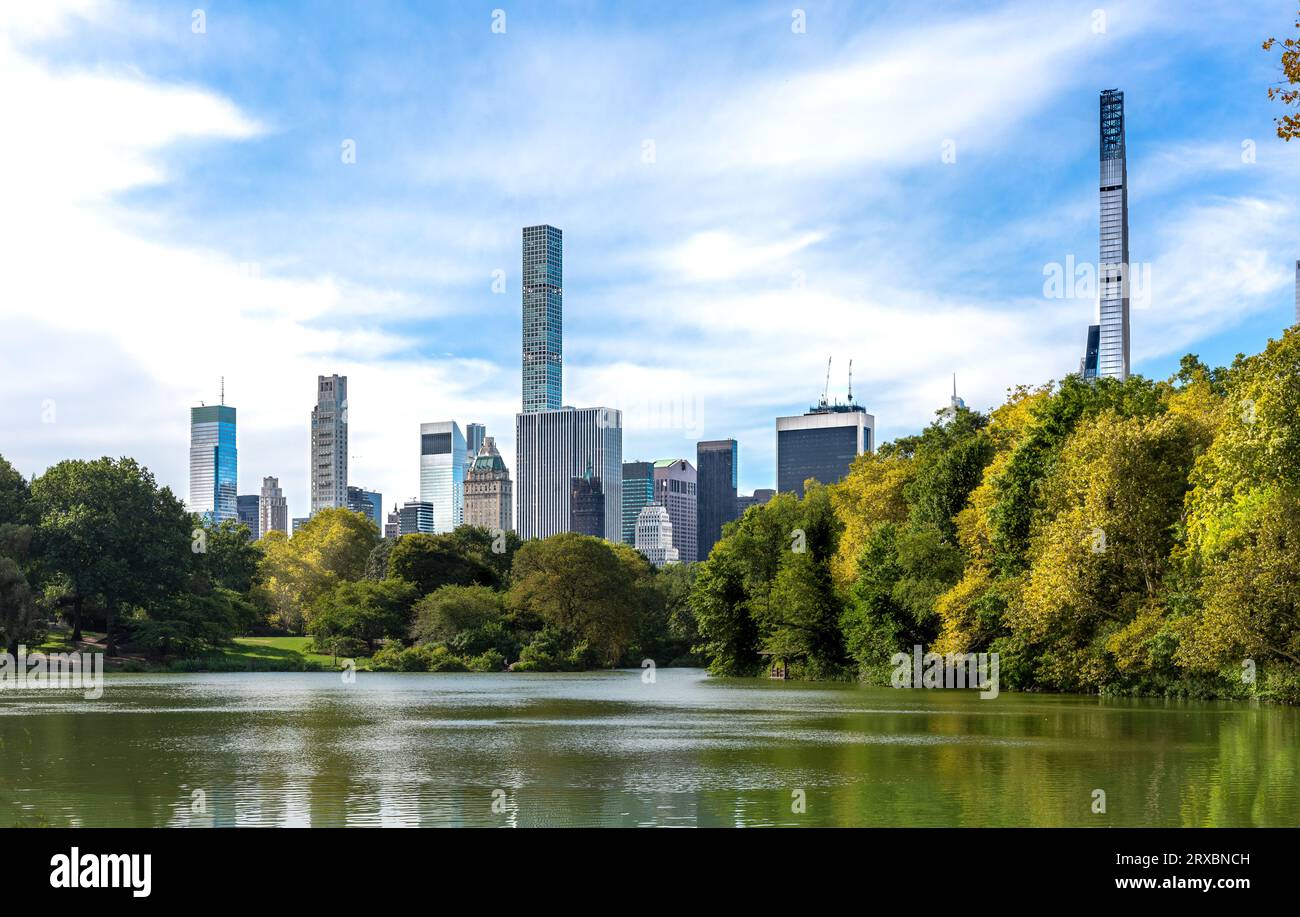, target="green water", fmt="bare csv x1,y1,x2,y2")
1,668,1295,827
